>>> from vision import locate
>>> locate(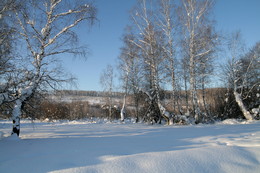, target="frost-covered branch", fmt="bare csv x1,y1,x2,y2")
15,12,35,56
